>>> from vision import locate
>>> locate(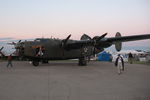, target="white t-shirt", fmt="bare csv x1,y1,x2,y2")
118,56,122,63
